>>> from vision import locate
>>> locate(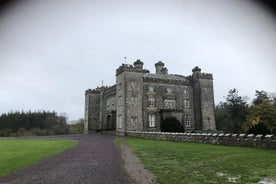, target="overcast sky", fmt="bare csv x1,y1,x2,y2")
0,0,275,121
